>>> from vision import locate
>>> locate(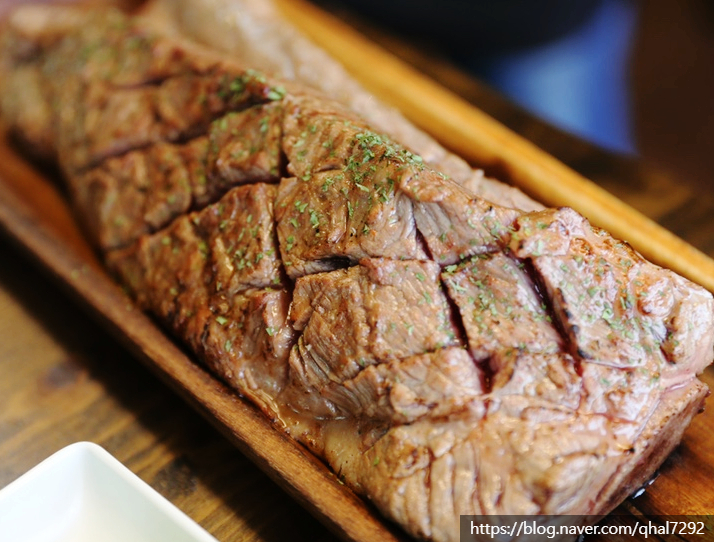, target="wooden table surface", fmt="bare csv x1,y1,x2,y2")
1,2,714,542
